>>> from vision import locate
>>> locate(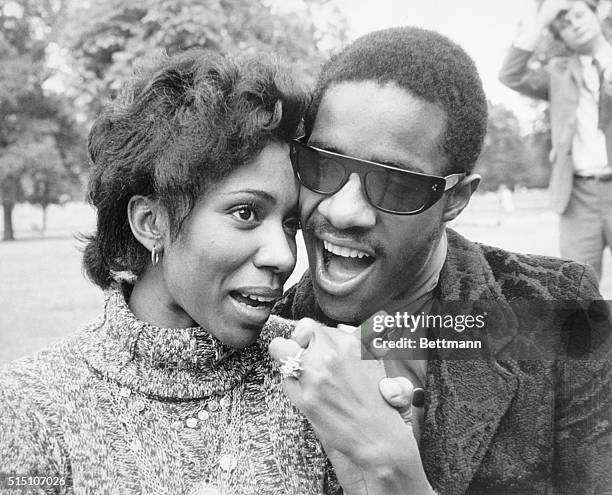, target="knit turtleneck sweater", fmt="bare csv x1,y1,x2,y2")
0,285,329,494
